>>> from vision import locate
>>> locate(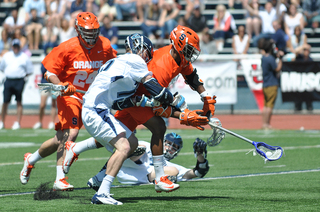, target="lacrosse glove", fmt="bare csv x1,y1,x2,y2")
179,109,209,131
153,104,173,118
202,95,216,117
193,138,207,158
58,82,76,96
